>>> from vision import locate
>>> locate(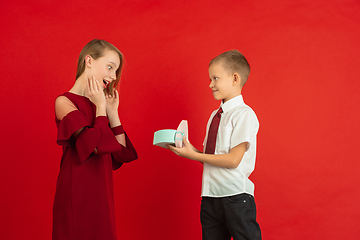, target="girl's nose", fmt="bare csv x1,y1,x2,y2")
110,71,116,80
